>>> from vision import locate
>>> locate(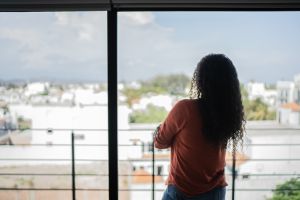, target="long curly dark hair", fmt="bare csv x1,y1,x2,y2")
189,54,245,151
